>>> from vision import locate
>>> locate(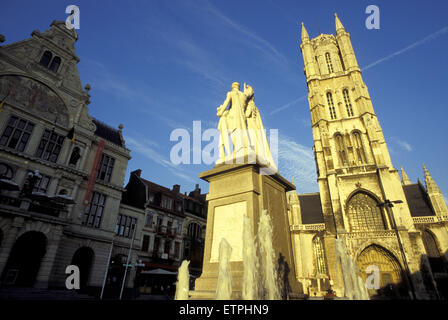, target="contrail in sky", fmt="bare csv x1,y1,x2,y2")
362,26,448,71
